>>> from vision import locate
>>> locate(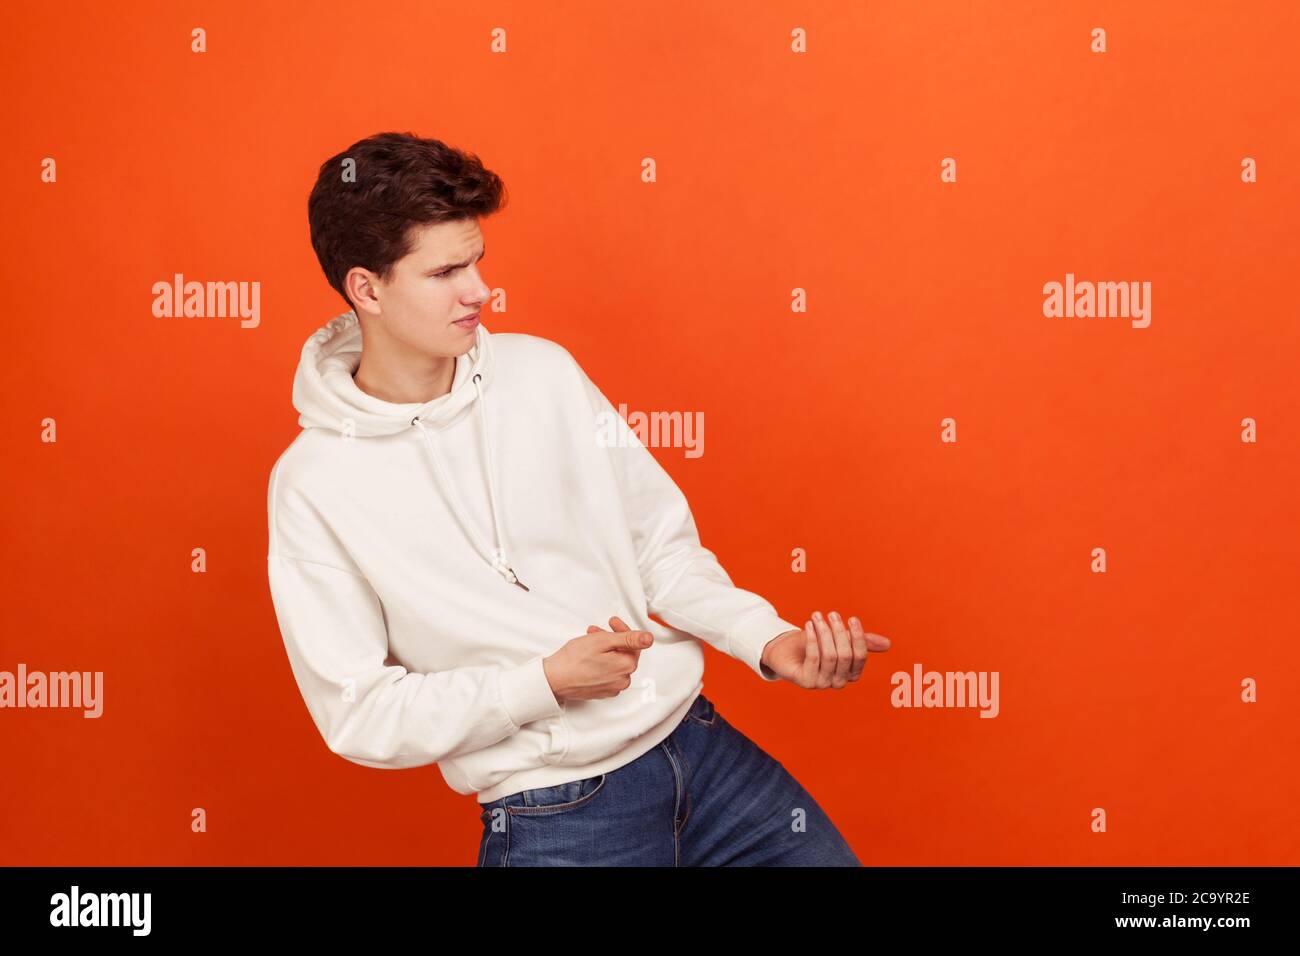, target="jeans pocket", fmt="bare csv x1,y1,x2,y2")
509,773,607,816
683,693,718,728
